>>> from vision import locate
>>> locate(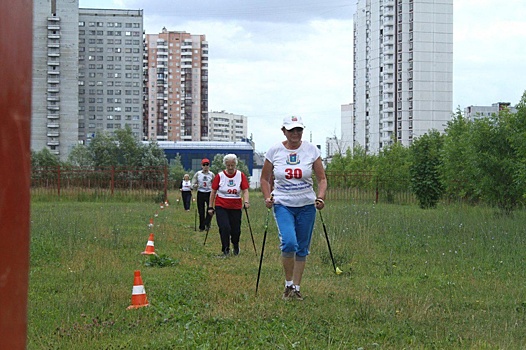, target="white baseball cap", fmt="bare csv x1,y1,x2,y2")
282,116,305,130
